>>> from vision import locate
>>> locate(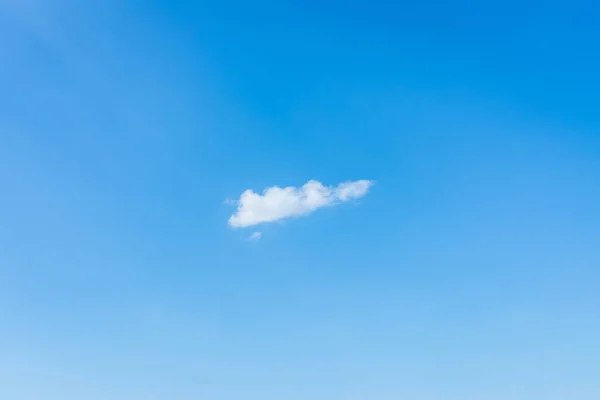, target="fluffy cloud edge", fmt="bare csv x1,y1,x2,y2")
228,179,373,228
